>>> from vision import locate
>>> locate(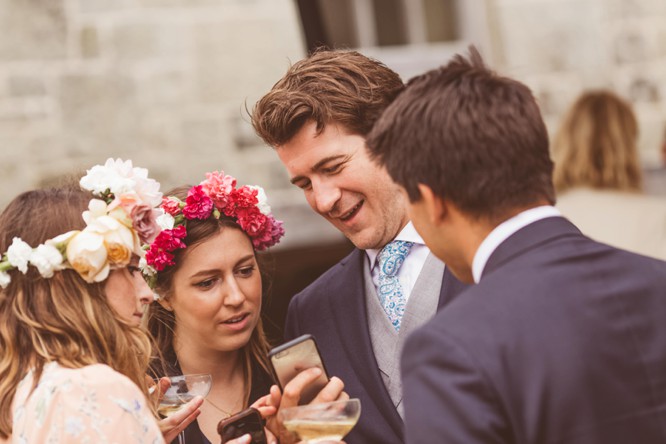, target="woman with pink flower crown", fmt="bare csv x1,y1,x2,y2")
0,158,211,443
145,171,348,444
